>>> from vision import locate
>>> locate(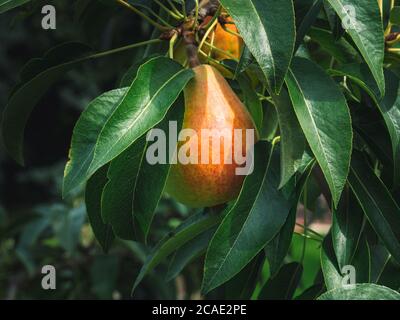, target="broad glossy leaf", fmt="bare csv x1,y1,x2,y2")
0,0,30,14
332,188,364,269
220,0,295,94
86,57,192,183
63,88,126,197
348,152,400,264
63,57,194,197
317,283,400,300
321,232,370,290
132,209,223,293
321,233,344,290
265,207,296,277
101,136,146,240
1,42,93,165
237,74,263,134
258,262,303,300
133,99,184,241
101,100,184,241
330,65,400,186
202,143,296,294
286,57,352,207
325,0,385,96
234,46,253,79
119,54,160,87
271,88,305,188
85,165,114,252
